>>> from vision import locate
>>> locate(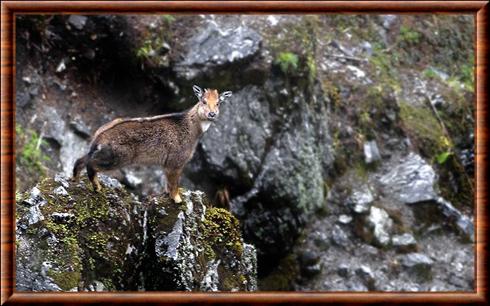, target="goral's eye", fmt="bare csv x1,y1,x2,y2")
202,99,207,105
